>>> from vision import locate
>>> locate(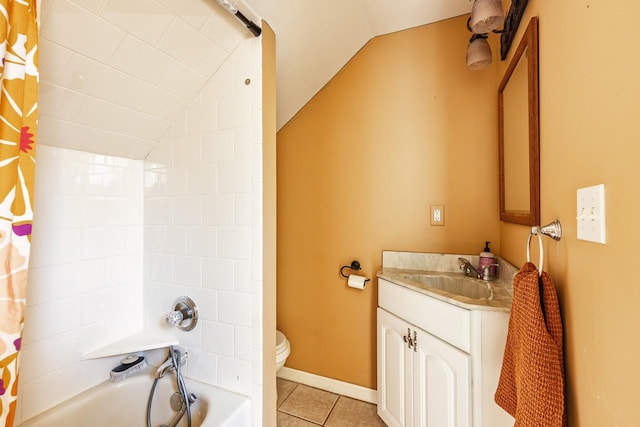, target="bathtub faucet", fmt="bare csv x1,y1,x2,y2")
156,346,188,379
